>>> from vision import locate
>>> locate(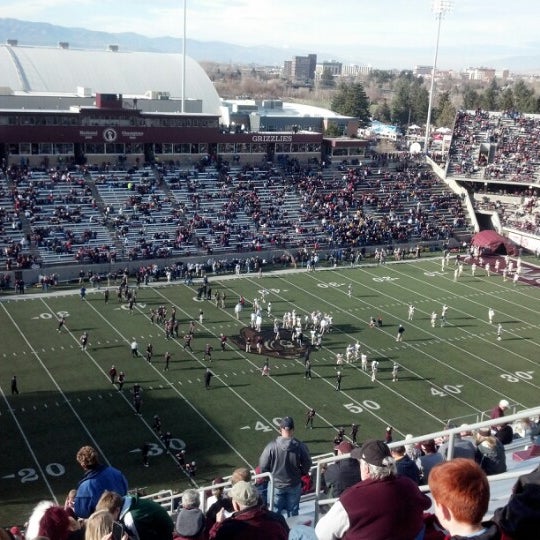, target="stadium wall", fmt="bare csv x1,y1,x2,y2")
6,241,451,289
